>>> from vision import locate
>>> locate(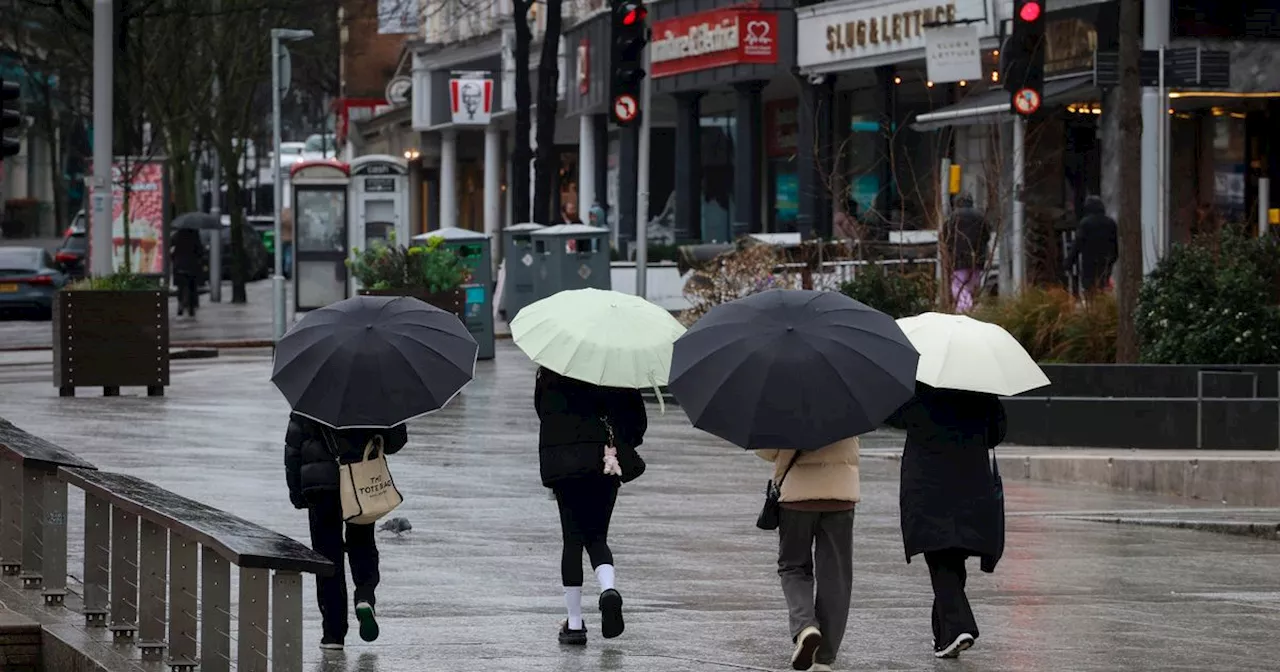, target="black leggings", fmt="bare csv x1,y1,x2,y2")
554,477,619,587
